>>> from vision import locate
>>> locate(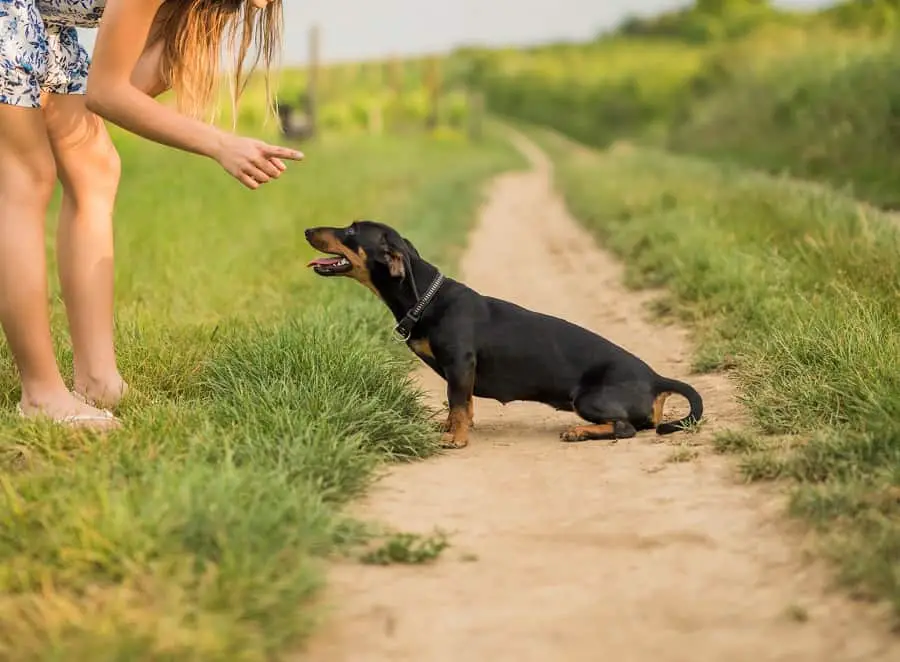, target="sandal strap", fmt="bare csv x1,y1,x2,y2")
60,414,116,423
16,403,118,424
70,390,97,407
